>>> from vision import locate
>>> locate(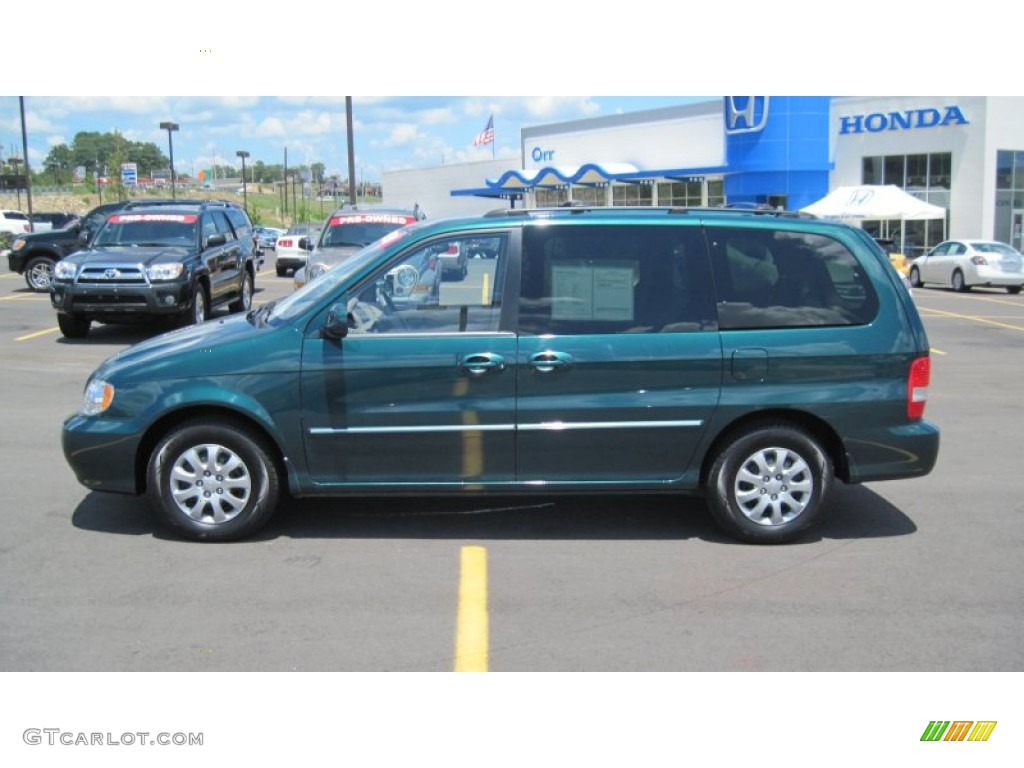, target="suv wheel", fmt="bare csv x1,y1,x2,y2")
24,256,56,292
705,424,832,544
146,419,280,541
186,283,208,326
229,271,254,313
57,313,90,339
